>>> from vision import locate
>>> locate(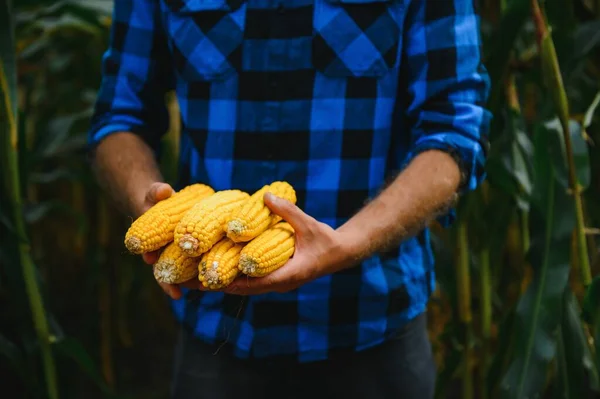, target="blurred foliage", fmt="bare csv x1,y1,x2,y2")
1,0,600,398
